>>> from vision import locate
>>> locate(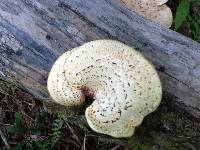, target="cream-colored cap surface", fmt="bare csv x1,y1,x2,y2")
120,0,173,28
47,40,162,137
